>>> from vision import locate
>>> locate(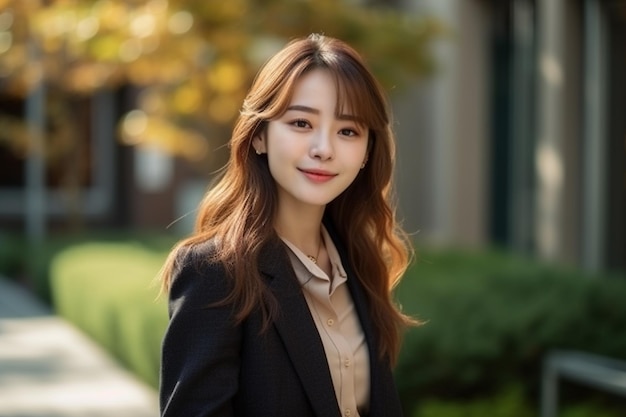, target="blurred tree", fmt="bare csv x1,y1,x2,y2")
0,0,443,167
